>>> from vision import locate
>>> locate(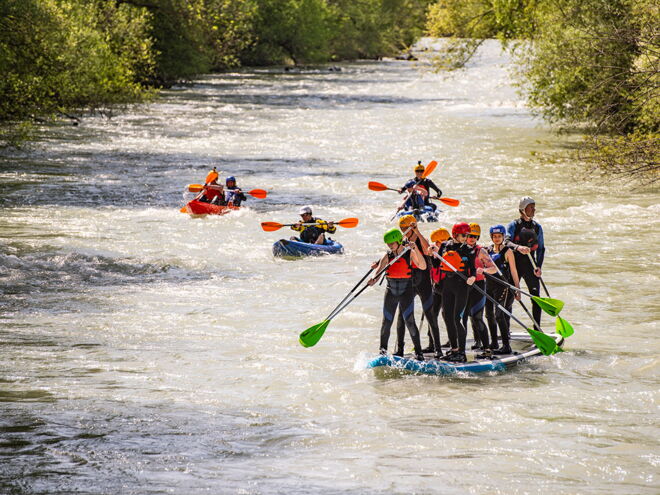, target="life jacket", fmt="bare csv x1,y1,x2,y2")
386,249,414,279
473,245,485,281
440,250,464,273
512,219,540,252
203,185,222,201
488,245,512,281
439,240,475,277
